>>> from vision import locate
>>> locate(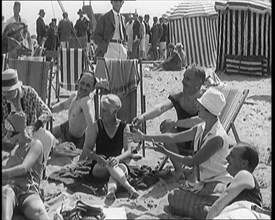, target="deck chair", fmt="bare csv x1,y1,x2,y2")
8,58,54,131
57,47,86,101
158,85,249,171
